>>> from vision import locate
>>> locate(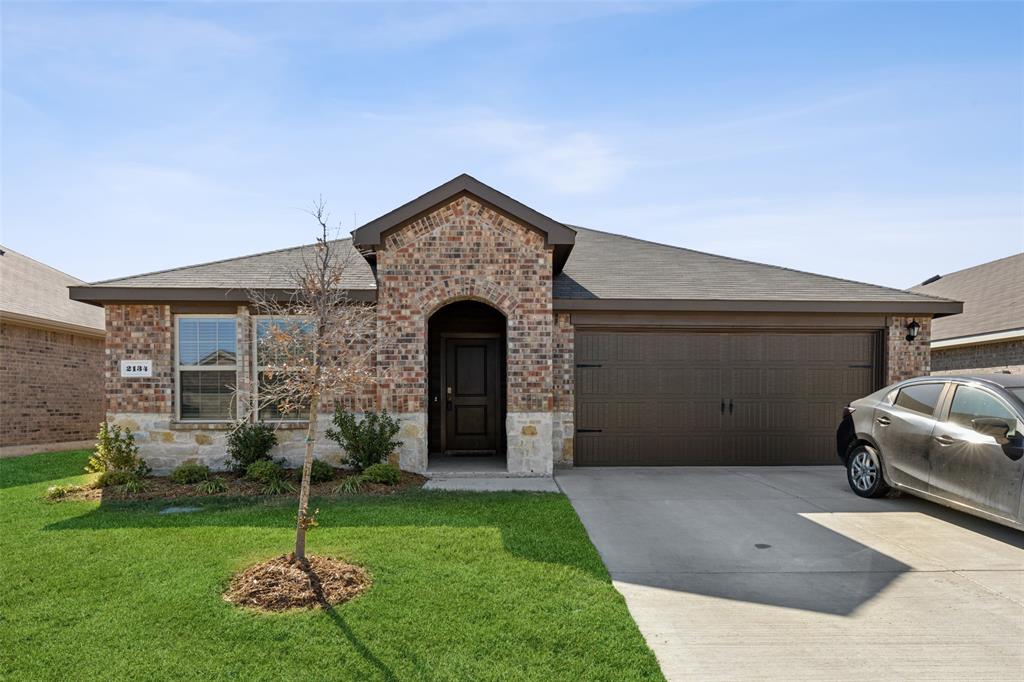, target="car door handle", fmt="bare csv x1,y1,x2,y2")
876,416,891,426
934,434,956,446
